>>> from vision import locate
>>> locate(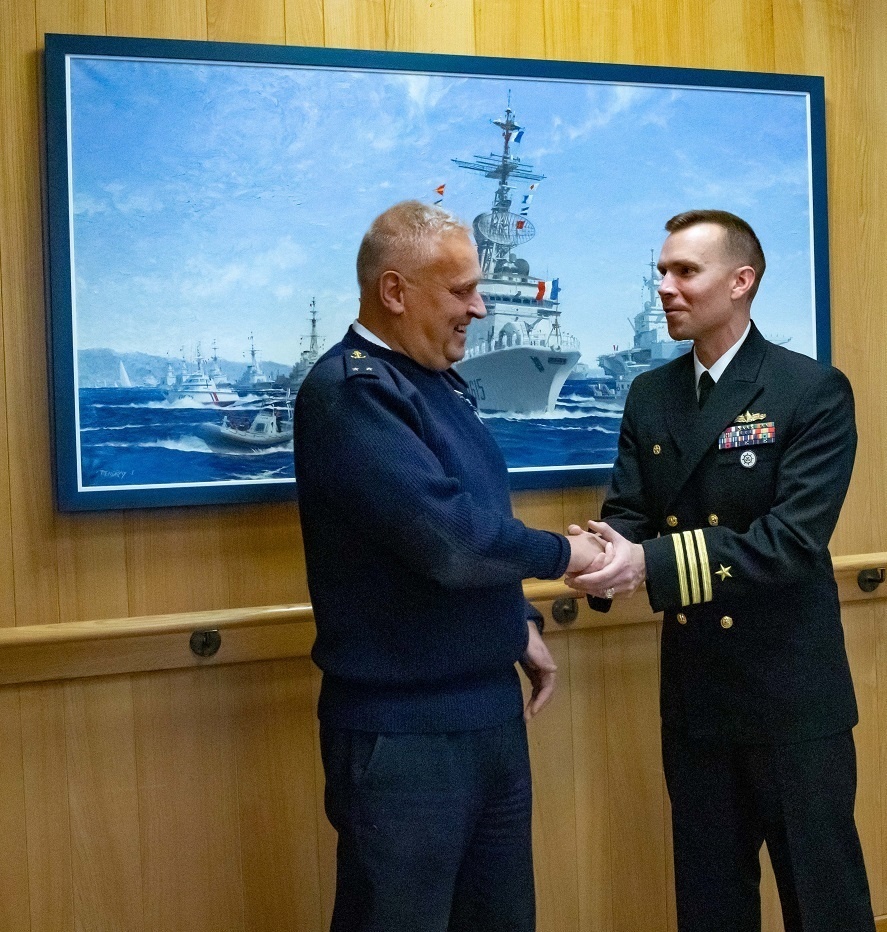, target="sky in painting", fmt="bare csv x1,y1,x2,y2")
67,54,818,371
